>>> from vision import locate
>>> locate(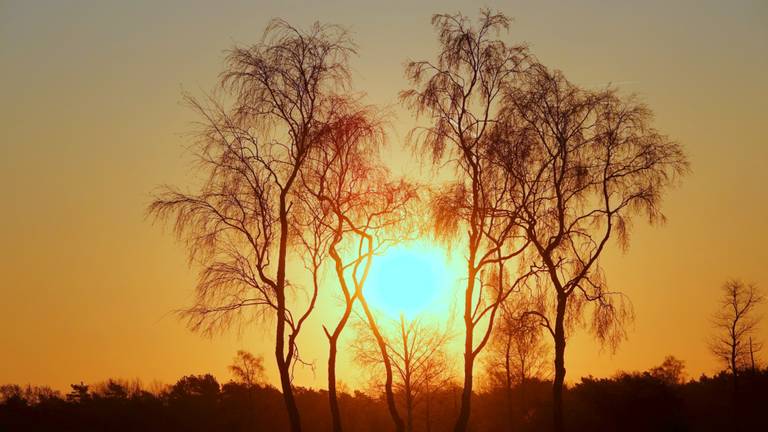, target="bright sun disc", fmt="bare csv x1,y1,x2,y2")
365,242,455,320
